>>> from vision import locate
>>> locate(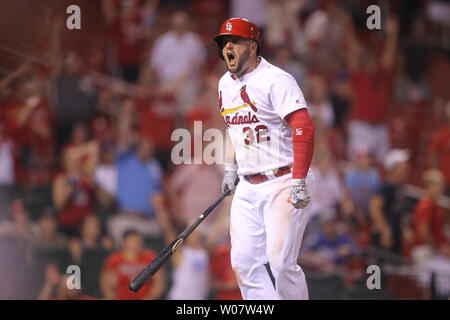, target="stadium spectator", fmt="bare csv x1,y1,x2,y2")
369,149,411,254
309,144,344,225
94,143,118,212
32,209,67,250
100,229,165,299
200,195,240,300
307,74,334,130
265,0,304,51
135,63,176,171
411,169,448,264
50,51,98,152
0,118,16,219
430,113,450,193
2,76,55,190
345,16,399,163
403,16,430,85
169,163,223,231
150,11,206,115
62,123,99,175
418,241,450,300
154,193,210,300
300,213,359,274
52,149,96,235
209,243,242,300
344,149,381,226
106,100,163,245
102,0,155,82
273,45,306,86
37,263,94,300
0,113,15,187
79,215,114,251
0,199,39,241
